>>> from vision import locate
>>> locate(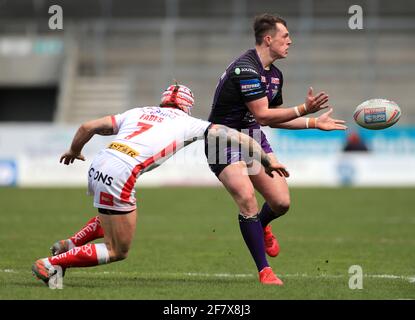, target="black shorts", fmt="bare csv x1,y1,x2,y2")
98,208,134,215
204,128,273,177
